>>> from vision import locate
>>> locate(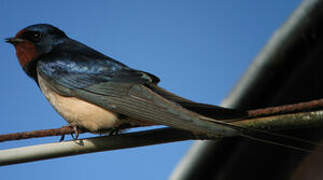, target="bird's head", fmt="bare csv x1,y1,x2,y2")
6,24,67,72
